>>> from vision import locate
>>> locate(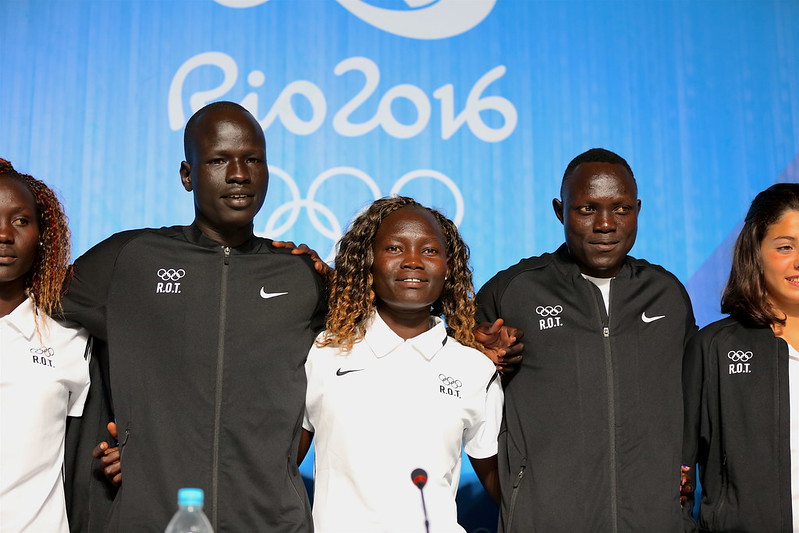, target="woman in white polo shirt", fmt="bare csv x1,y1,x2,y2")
299,196,502,533
0,159,90,533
